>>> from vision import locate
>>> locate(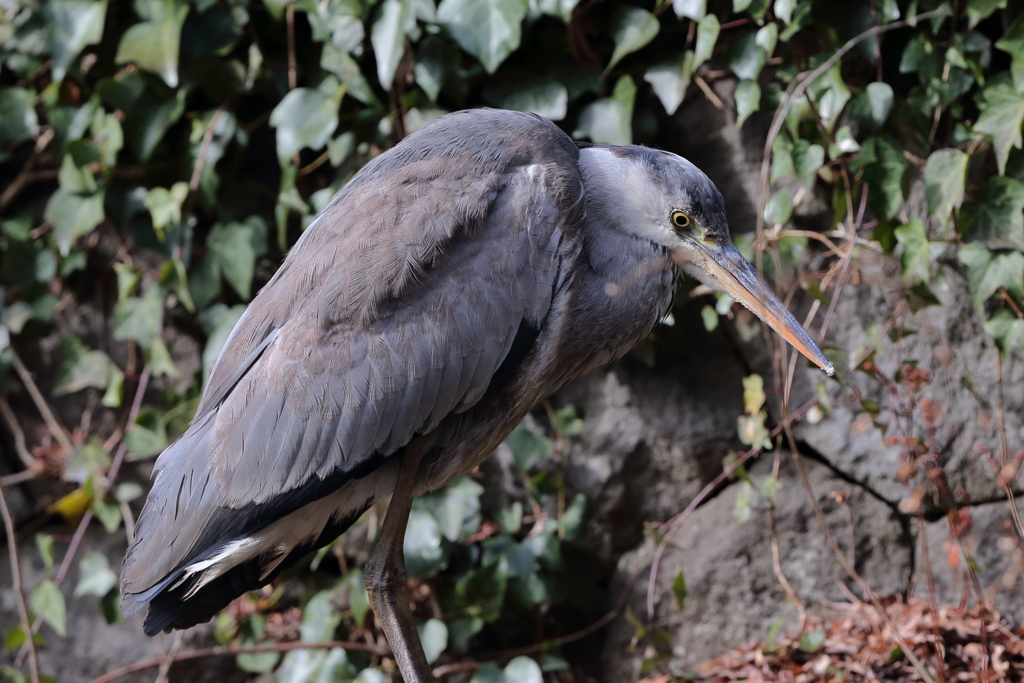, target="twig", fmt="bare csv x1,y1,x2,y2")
89,639,391,683
994,350,1024,549
0,128,55,215
0,480,41,683
0,395,37,469
694,75,725,112
286,1,297,91
154,632,184,683
769,450,806,628
755,8,948,238
7,345,75,456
